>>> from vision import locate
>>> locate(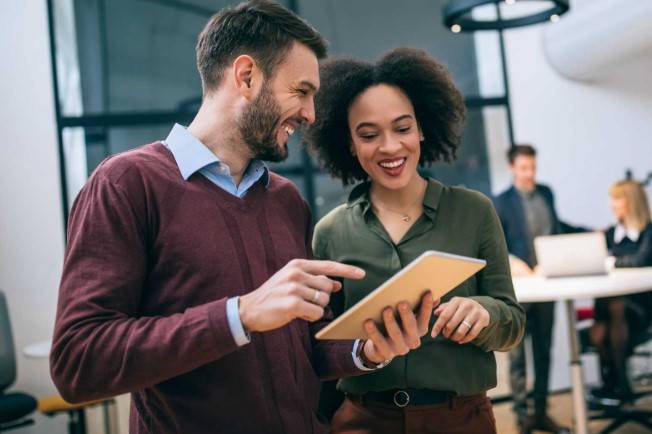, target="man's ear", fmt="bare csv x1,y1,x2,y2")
232,54,261,99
